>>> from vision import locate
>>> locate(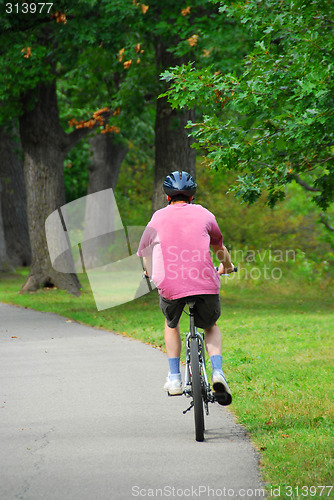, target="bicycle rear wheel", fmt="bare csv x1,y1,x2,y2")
190,337,204,442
